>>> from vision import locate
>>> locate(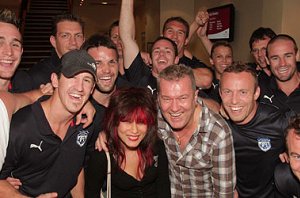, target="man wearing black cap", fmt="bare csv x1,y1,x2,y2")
0,50,96,197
